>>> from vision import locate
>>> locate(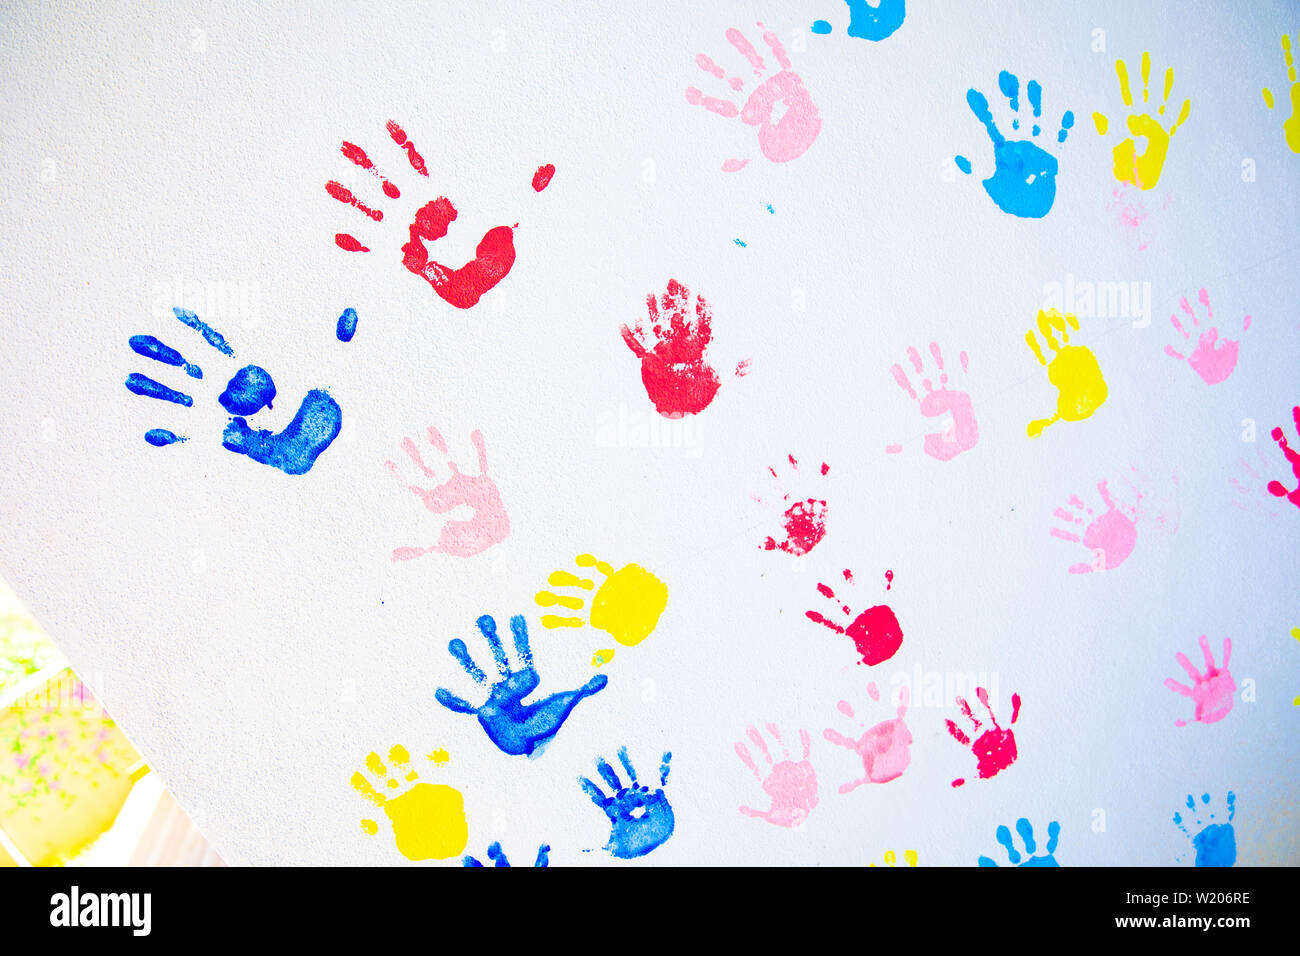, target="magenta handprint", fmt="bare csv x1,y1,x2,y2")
734,724,819,828
823,684,912,793
386,426,509,560
685,24,822,172
1267,405,1300,509
946,687,1020,787
1164,635,1235,728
